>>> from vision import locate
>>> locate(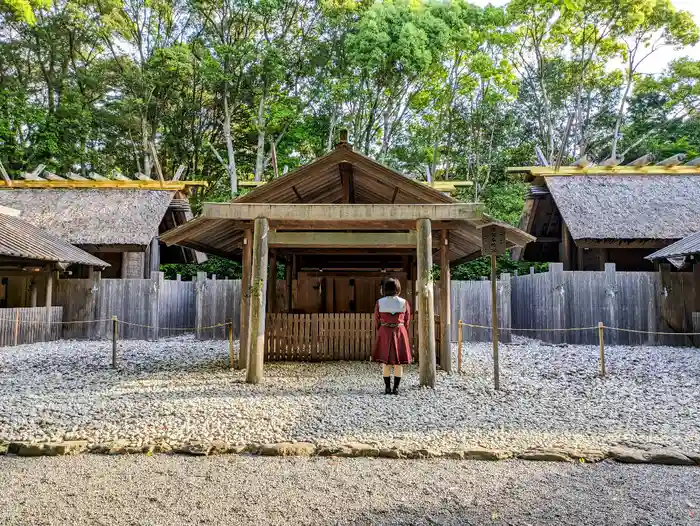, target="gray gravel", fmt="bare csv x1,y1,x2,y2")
1,336,699,452
0,455,698,525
